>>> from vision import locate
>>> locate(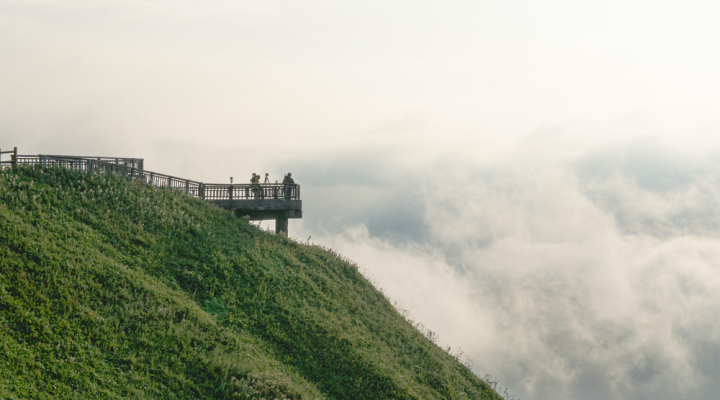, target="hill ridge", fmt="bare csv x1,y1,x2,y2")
0,164,501,399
